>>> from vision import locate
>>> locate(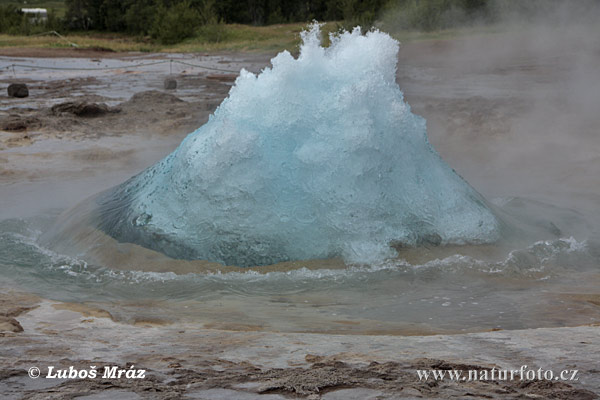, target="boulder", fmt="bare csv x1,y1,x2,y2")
7,83,29,98
0,115,40,131
51,102,121,118
127,90,183,104
0,316,24,333
164,77,177,90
